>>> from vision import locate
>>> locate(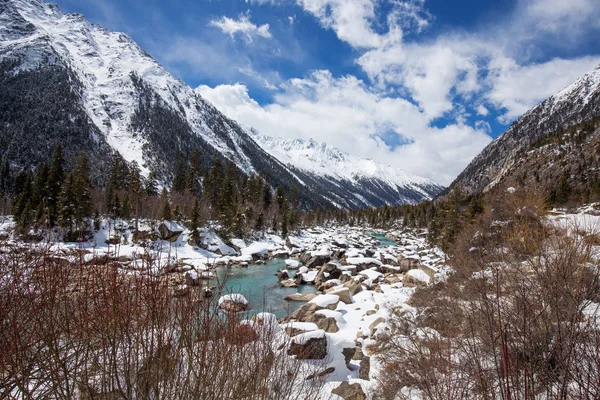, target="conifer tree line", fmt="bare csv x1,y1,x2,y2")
0,145,302,239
